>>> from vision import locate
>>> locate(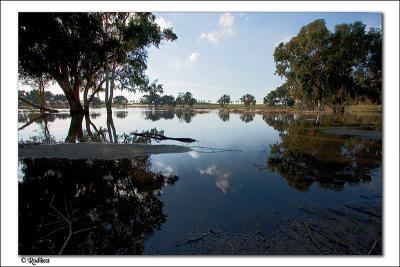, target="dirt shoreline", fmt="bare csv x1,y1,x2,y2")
19,143,191,160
